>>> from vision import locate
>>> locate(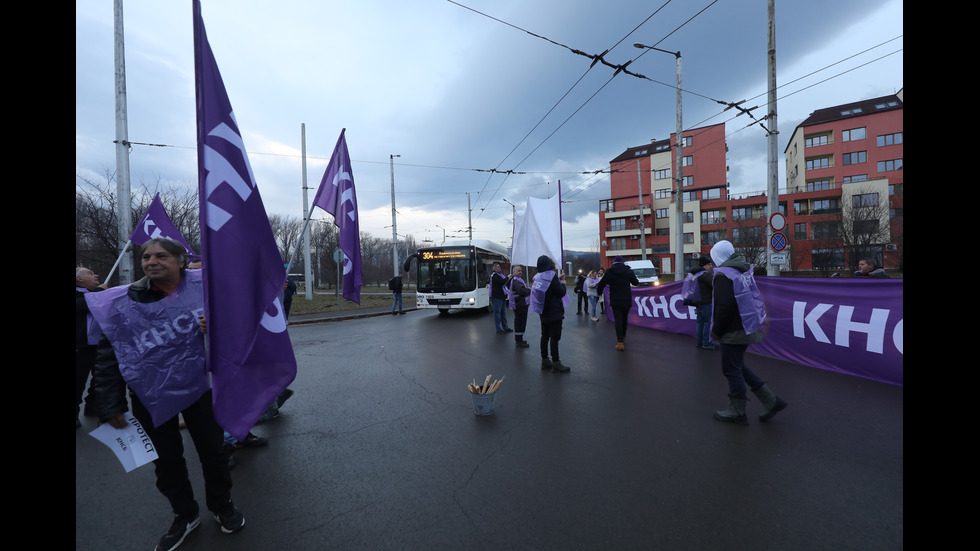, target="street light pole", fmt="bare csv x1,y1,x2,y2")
390,154,401,276
634,42,683,280
435,224,446,245
502,198,517,247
